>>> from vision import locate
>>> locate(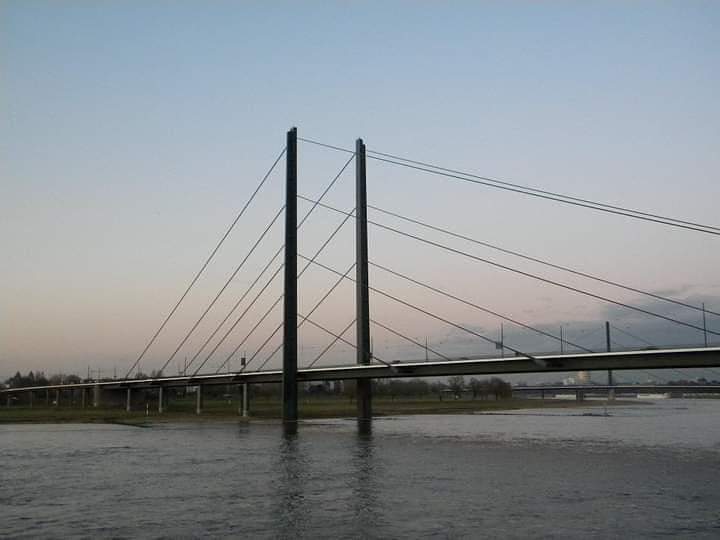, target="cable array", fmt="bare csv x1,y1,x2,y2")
299,137,720,236
195,156,355,374
124,147,286,378
122,133,717,386
297,195,720,339
367,203,720,318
